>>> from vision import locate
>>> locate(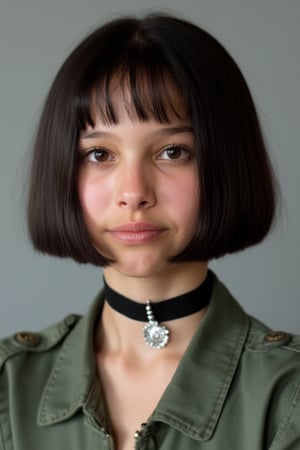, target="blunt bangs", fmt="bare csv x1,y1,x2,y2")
27,13,277,266
74,32,186,129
